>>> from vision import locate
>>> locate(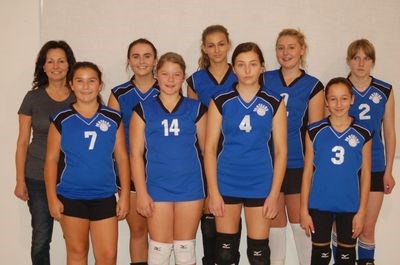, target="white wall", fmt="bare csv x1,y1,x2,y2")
1,1,399,264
